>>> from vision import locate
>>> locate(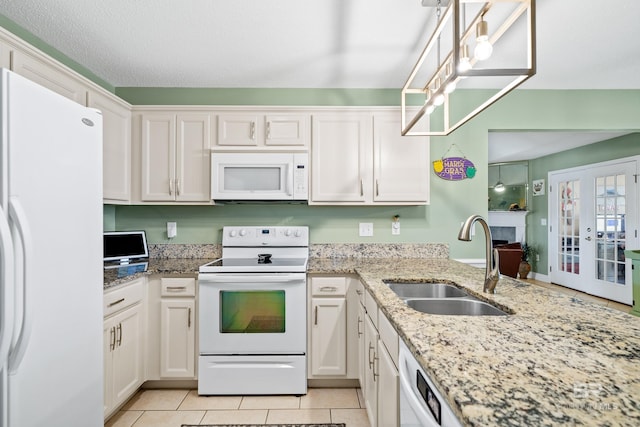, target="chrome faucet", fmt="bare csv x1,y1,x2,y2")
458,215,500,293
